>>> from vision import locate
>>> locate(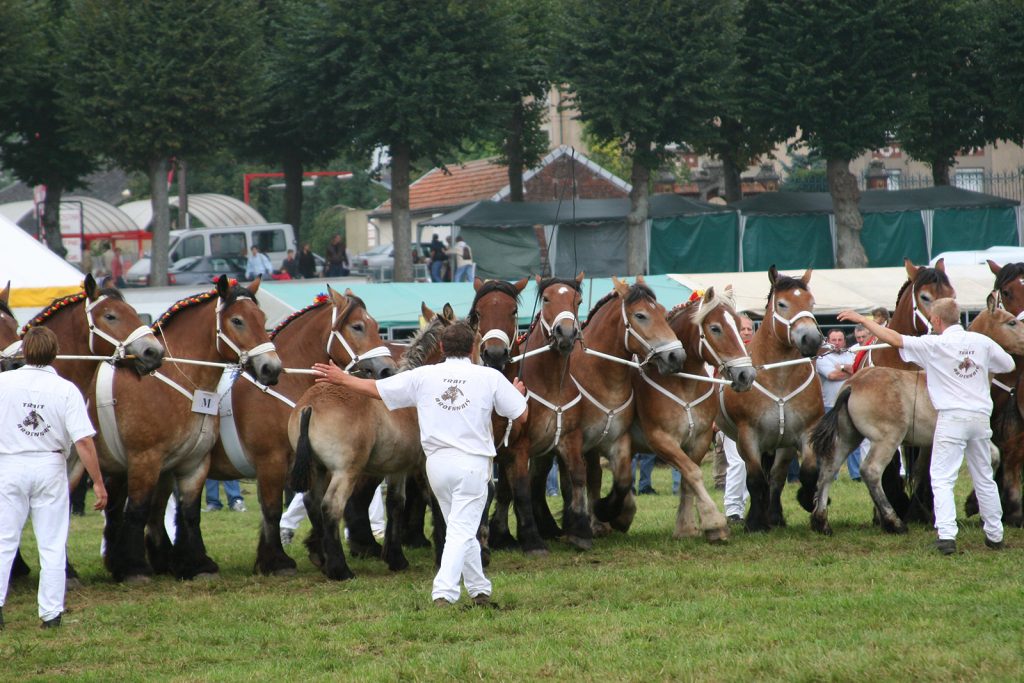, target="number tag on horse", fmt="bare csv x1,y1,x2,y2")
191,390,219,416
